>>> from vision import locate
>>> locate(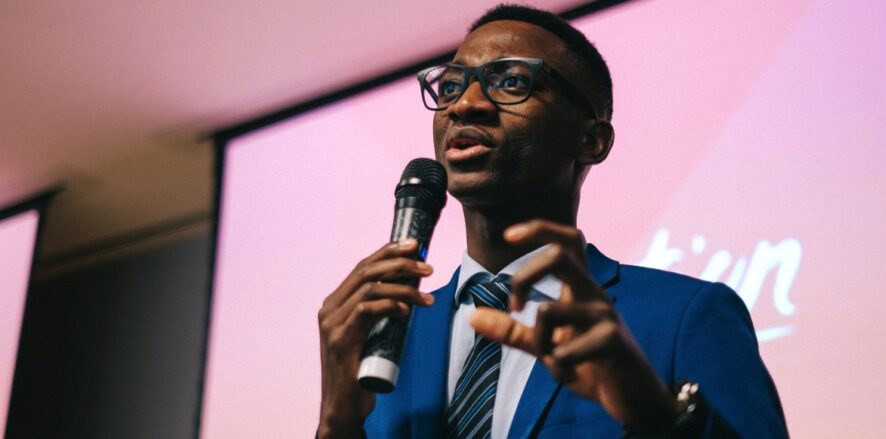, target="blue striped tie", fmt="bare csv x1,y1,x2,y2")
447,275,511,439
